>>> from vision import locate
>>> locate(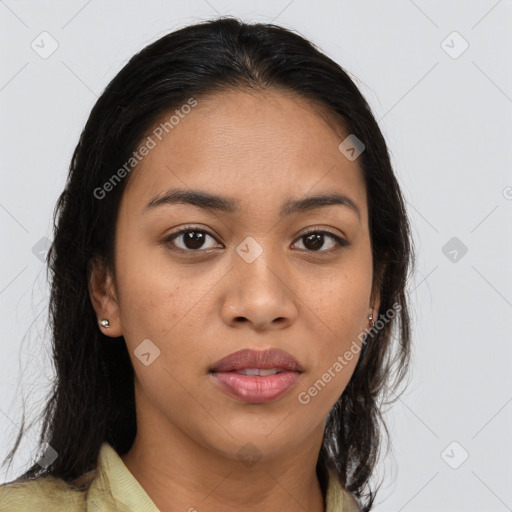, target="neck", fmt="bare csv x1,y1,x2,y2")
121,419,327,512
